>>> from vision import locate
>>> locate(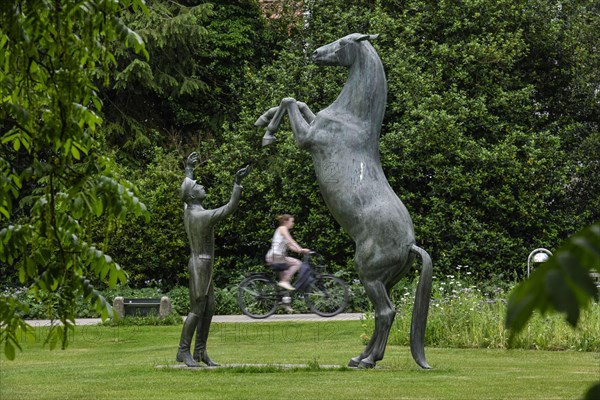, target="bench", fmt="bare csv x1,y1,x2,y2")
113,296,172,318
